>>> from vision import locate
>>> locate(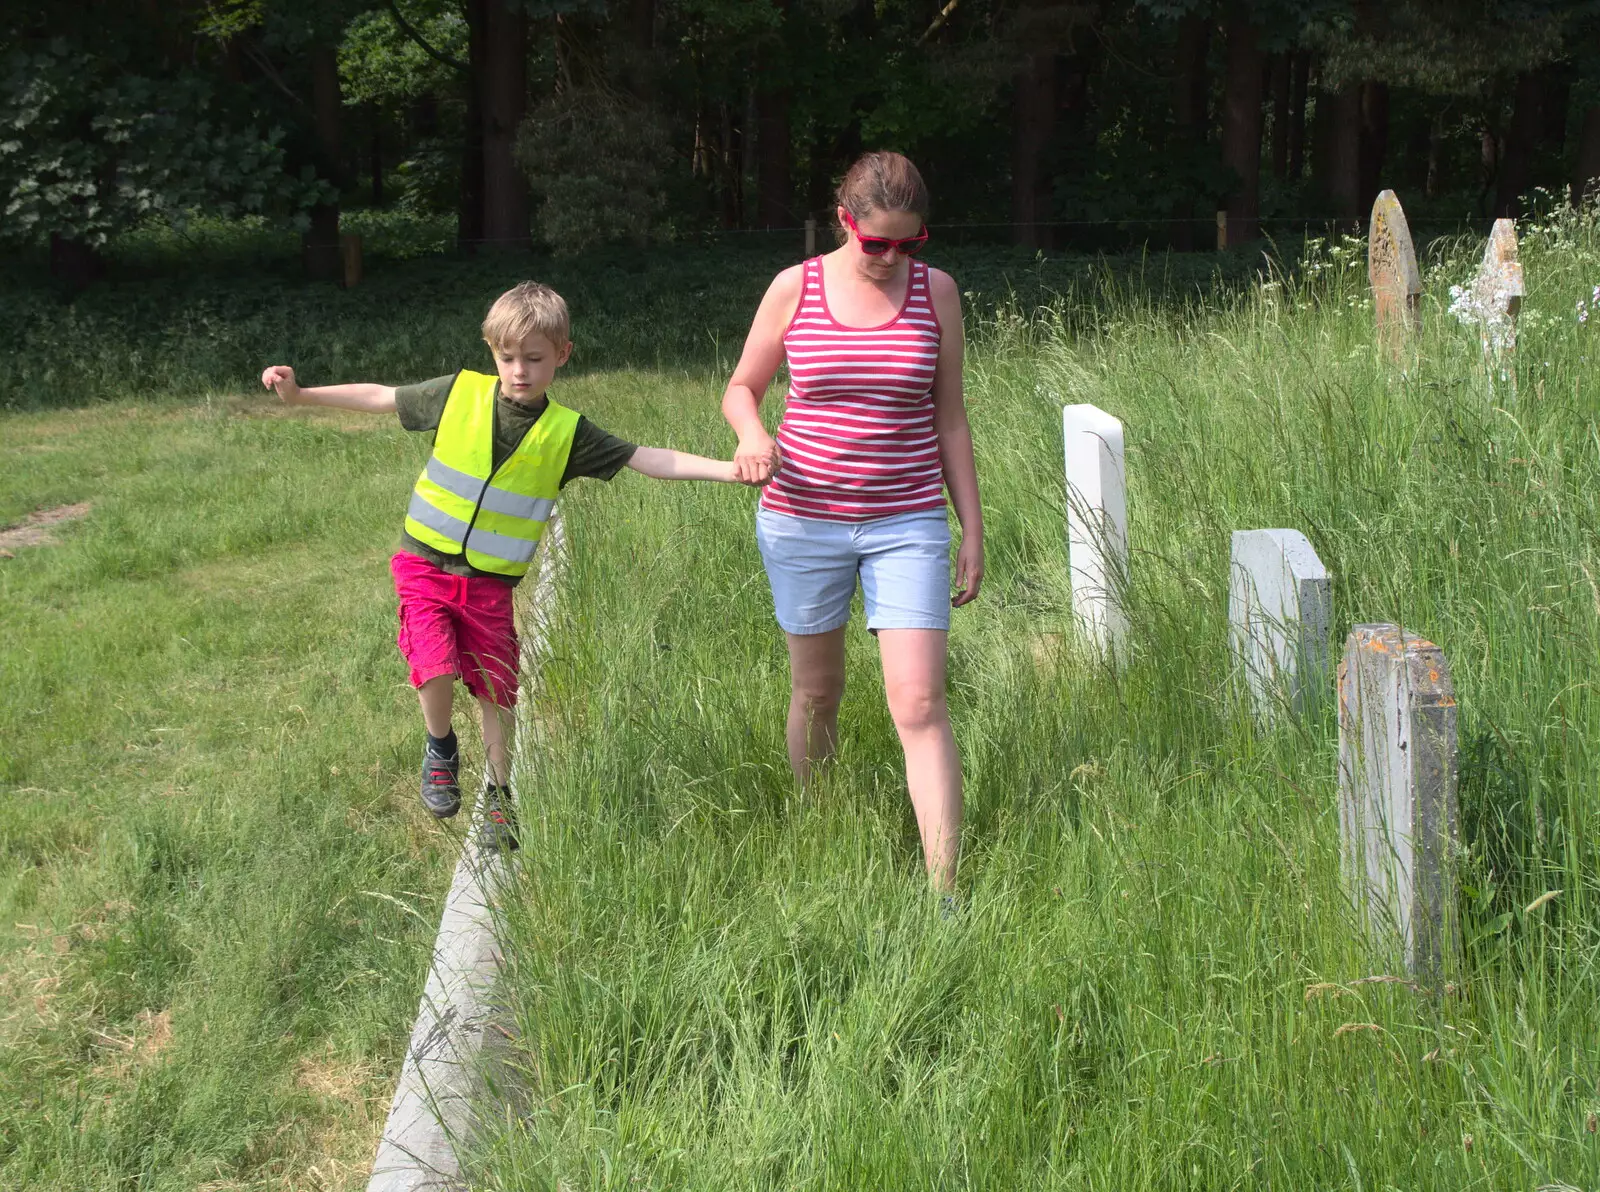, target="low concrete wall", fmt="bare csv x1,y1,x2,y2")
366,515,566,1191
